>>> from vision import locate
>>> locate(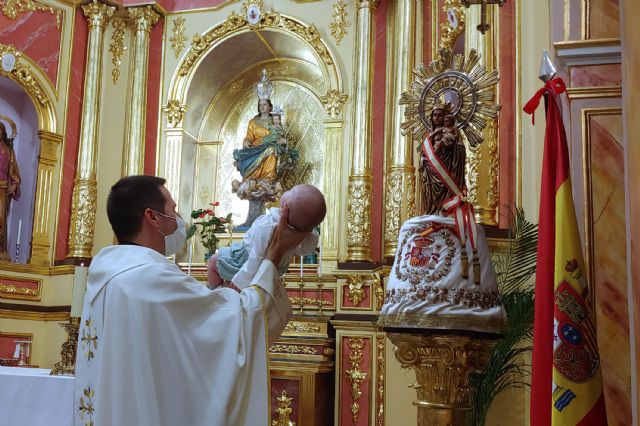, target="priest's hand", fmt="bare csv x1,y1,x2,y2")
265,204,307,266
